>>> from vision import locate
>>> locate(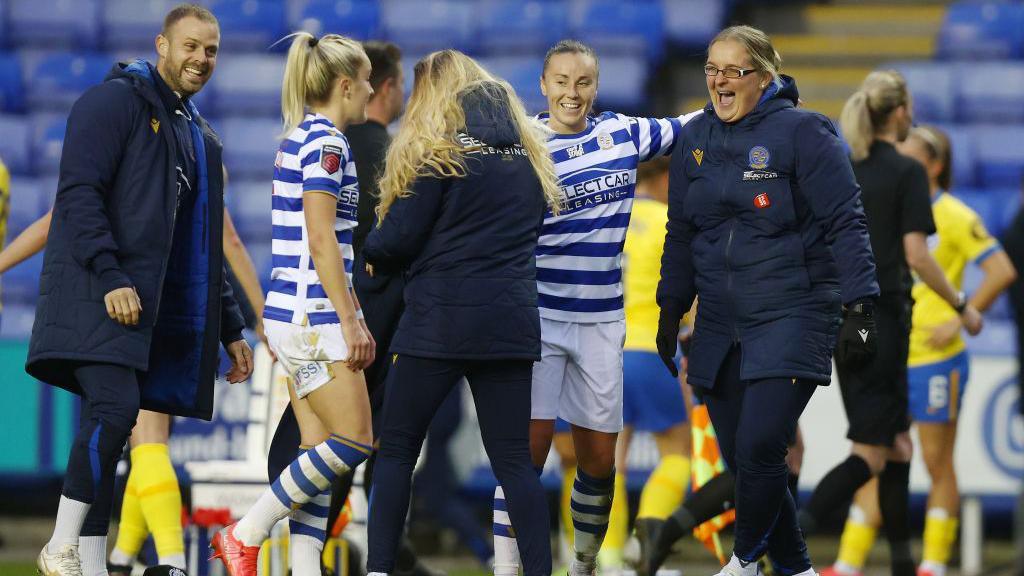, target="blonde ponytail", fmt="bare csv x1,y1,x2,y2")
840,70,909,162
278,31,368,136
